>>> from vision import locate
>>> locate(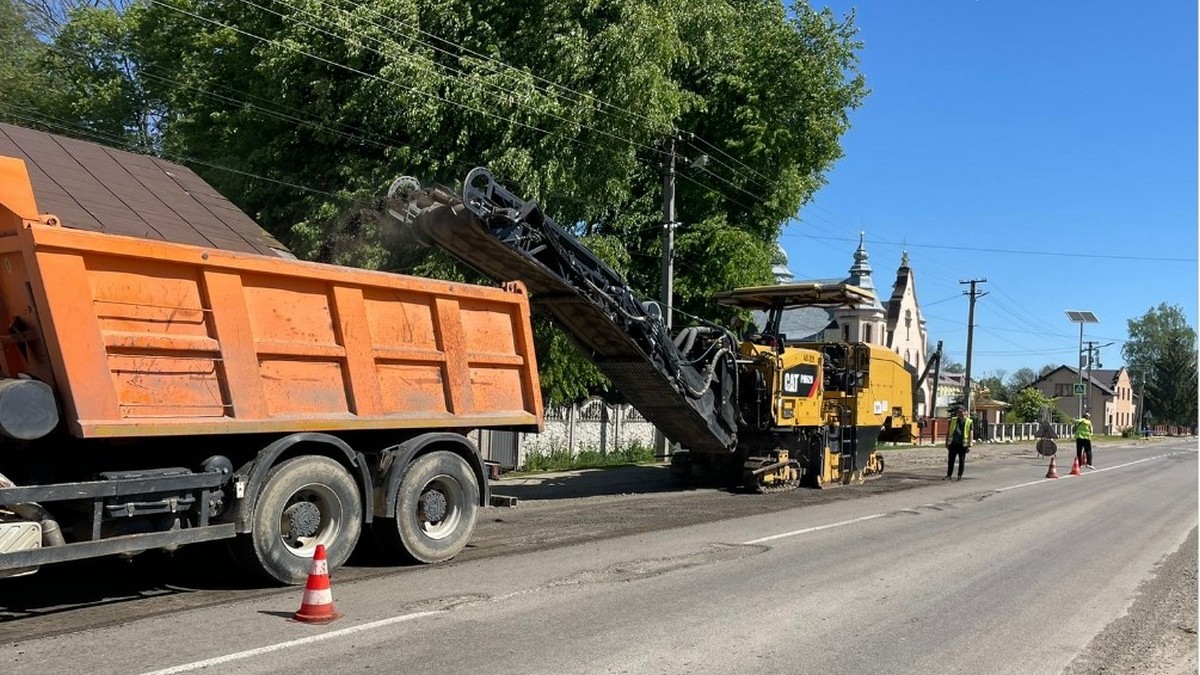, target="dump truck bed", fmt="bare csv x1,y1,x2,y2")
0,157,542,438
